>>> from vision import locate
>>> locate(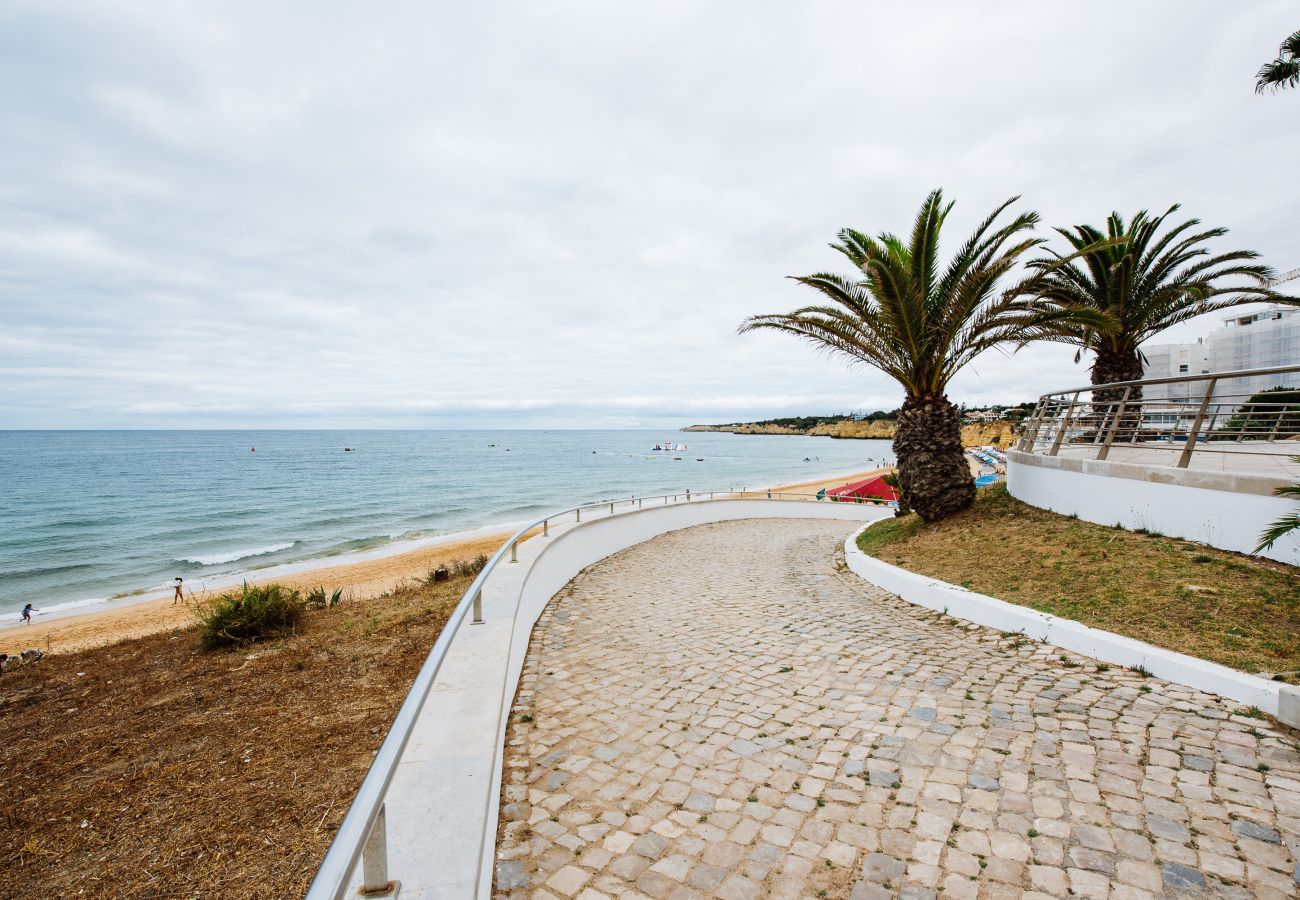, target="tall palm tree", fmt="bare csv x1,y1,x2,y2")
1257,29,1300,93
740,189,1081,523
1024,207,1281,405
